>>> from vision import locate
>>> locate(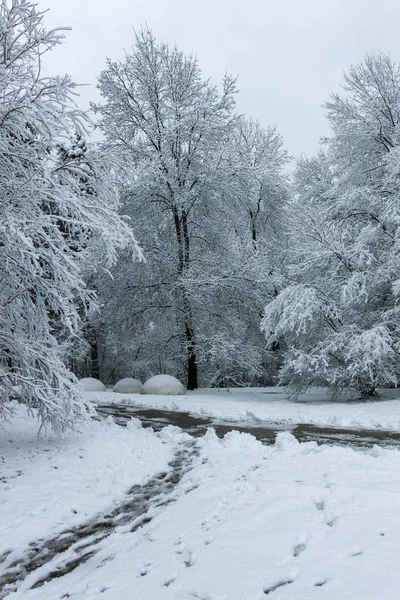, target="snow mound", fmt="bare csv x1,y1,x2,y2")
79,377,106,392
142,374,185,396
275,431,299,452
113,378,143,394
